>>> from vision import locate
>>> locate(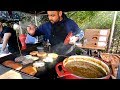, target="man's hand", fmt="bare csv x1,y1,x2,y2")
69,36,79,44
